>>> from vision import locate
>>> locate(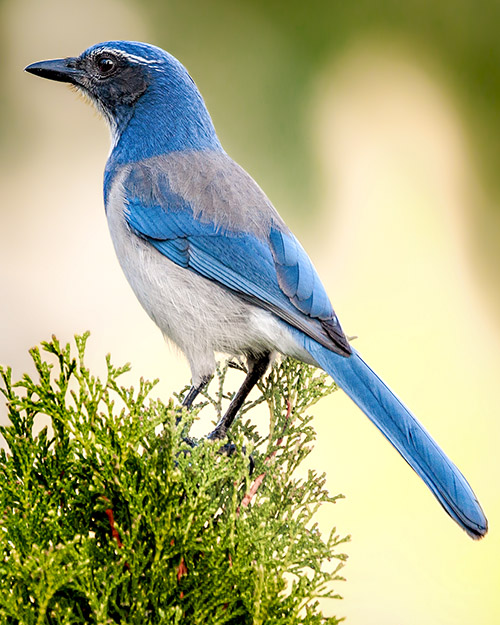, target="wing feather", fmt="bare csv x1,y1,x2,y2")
122,164,351,355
